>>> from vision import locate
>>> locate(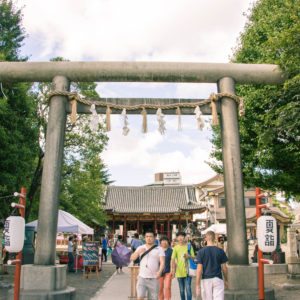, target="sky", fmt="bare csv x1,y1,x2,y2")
17,0,255,186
